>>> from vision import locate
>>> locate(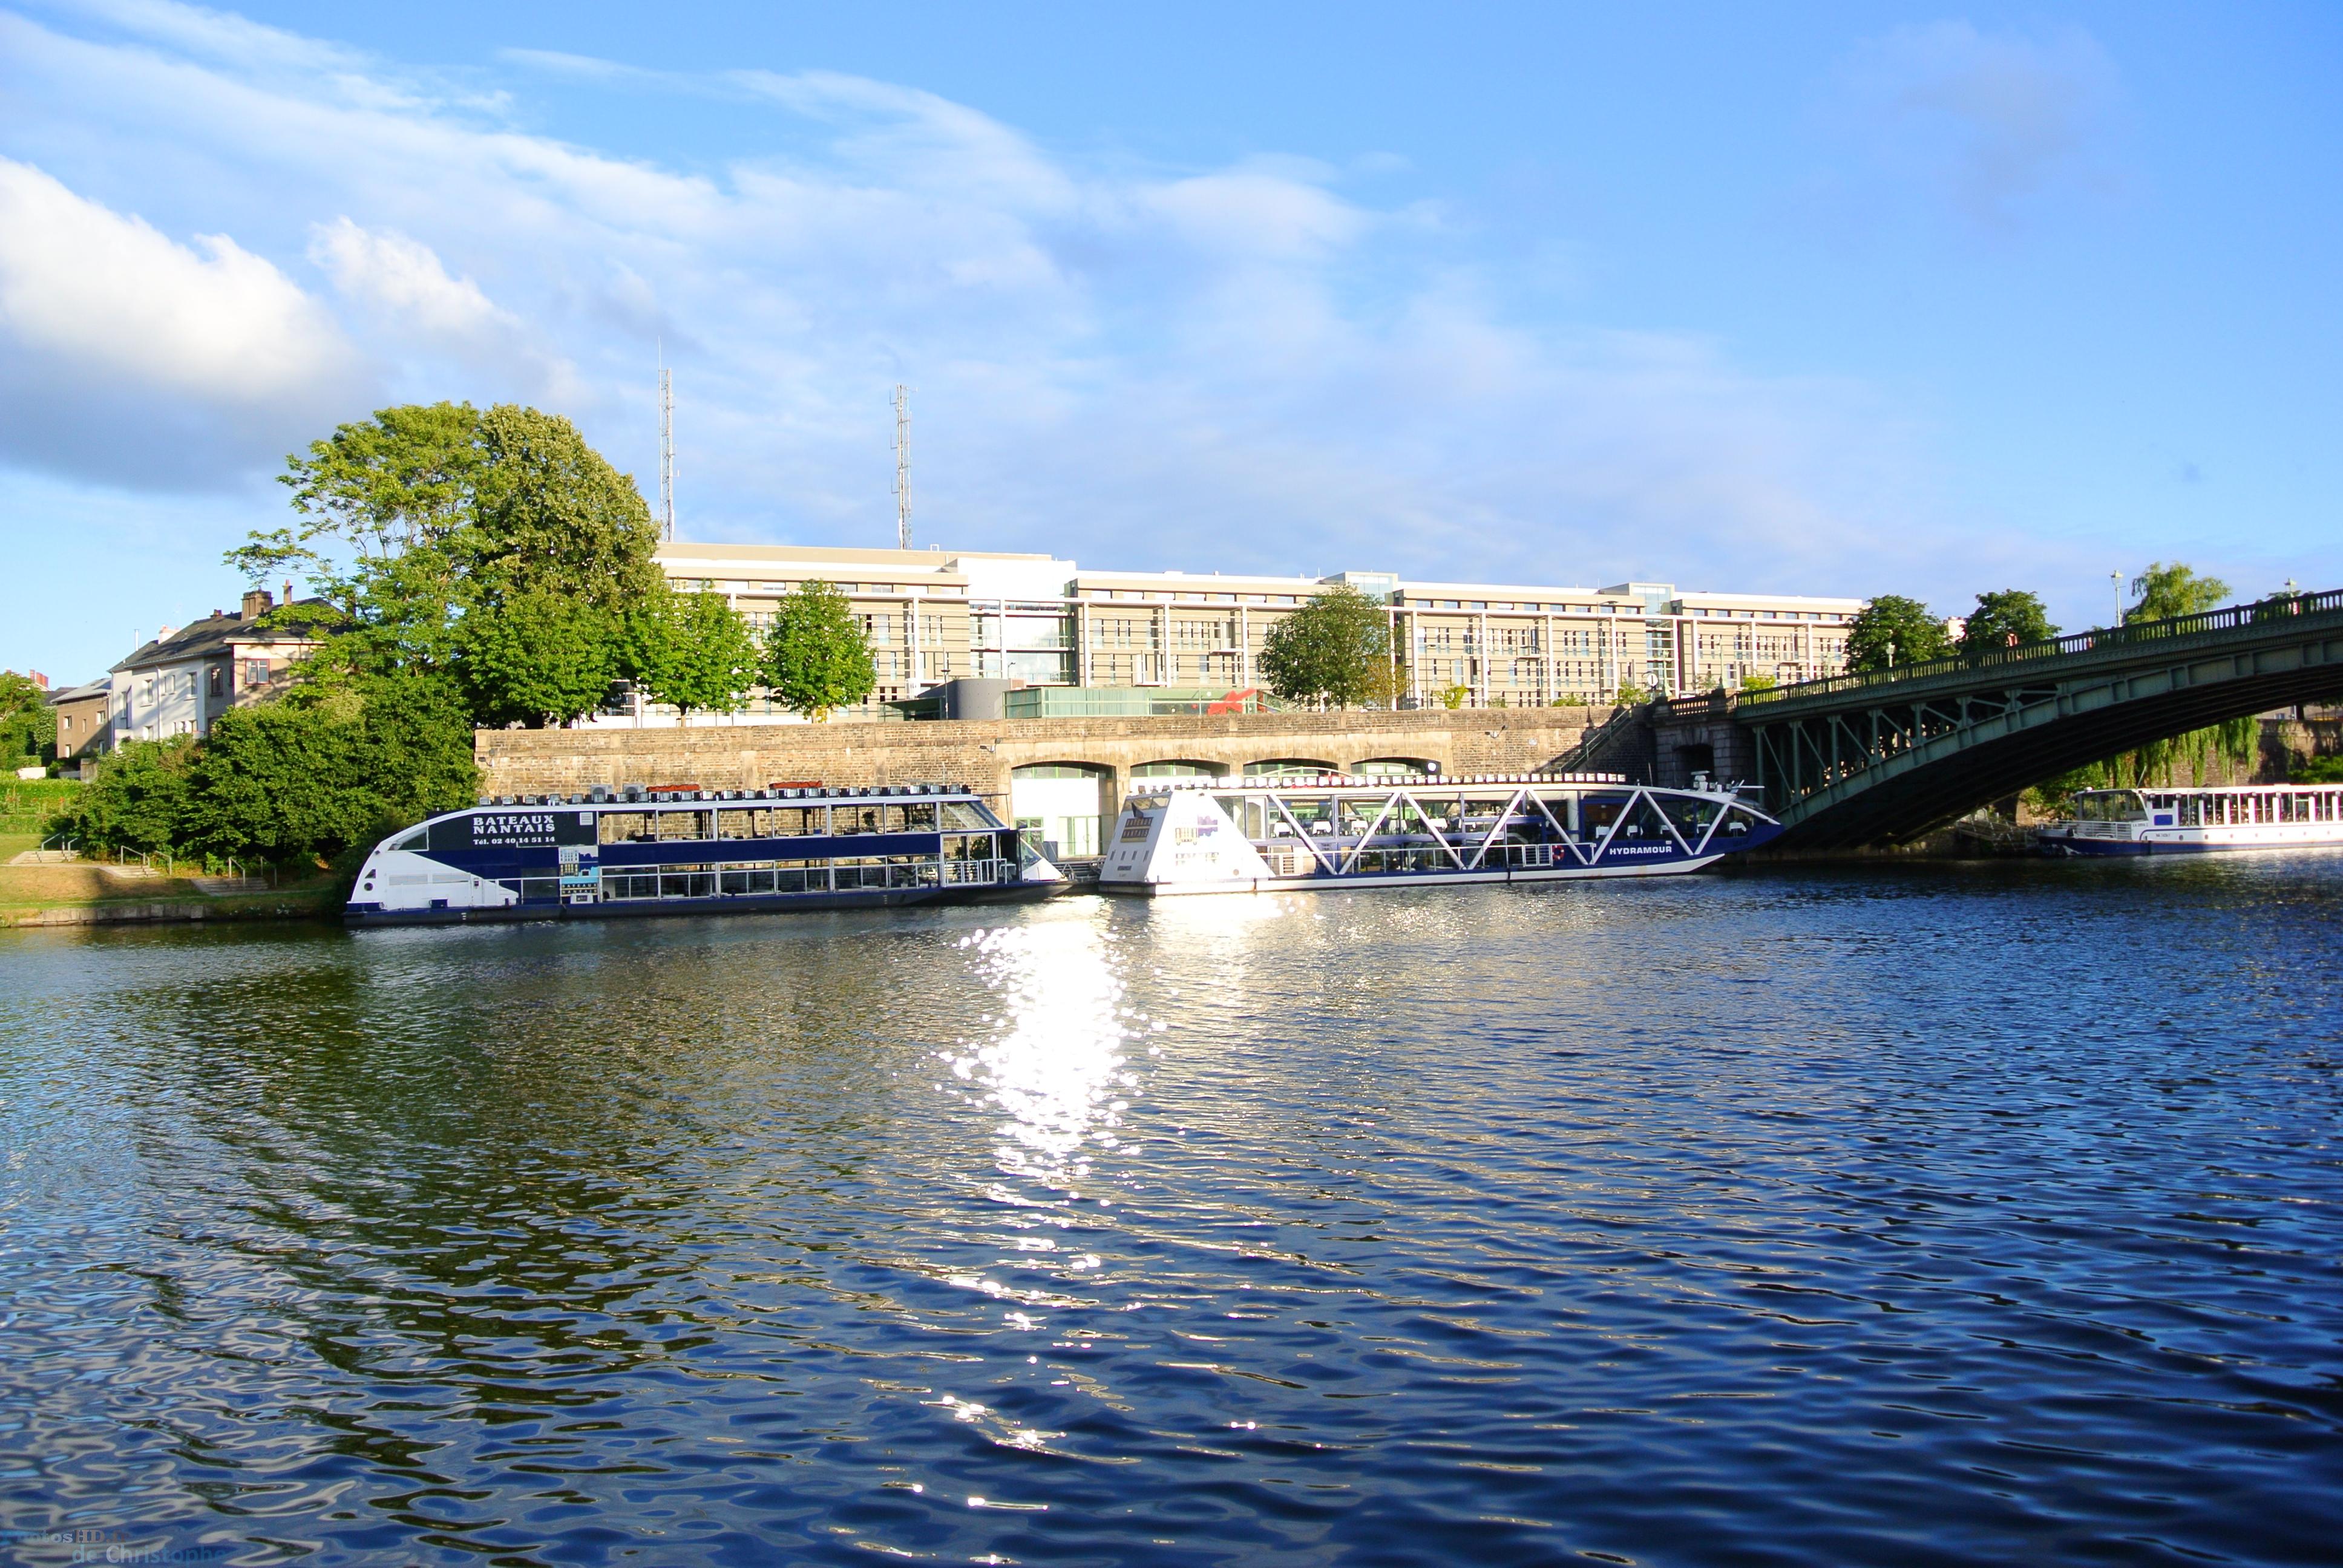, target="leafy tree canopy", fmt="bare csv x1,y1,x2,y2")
226,402,658,684
0,671,55,766
56,672,476,865
1959,590,2058,655
763,580,876,721
2126,562,2230,625
455,589,618,729
1846,595,1950,672
1257,586,1392,709
628,586,763,722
